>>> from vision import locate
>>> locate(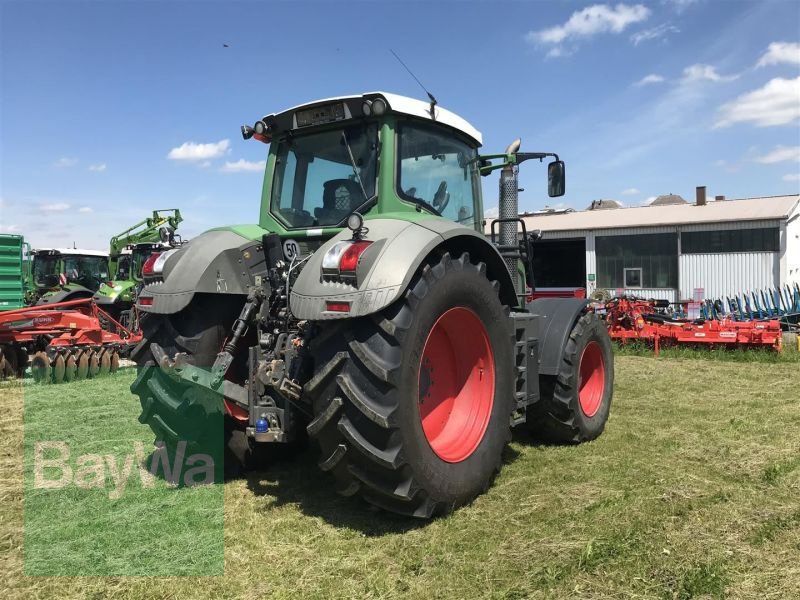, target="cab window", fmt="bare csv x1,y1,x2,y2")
397,122,480,227
271,124,378,228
